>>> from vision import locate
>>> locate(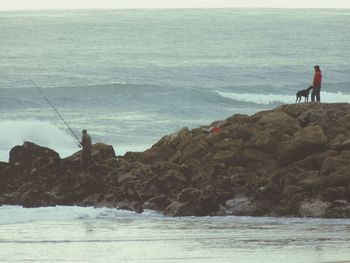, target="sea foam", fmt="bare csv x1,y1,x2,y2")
0,120,77,161
216,90,350,105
